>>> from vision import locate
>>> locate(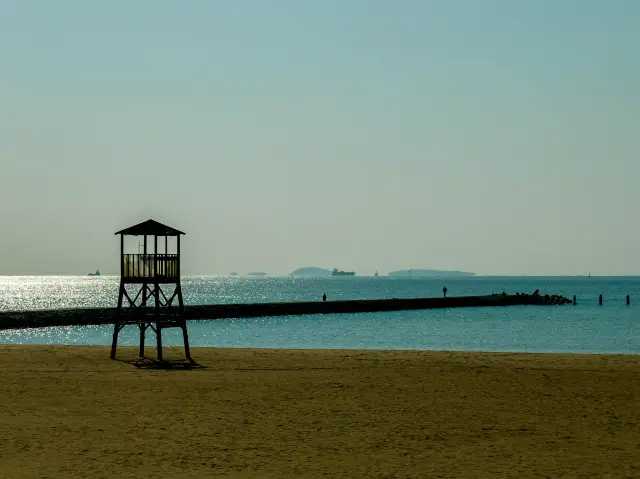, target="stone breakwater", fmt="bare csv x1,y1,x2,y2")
0,293,573,330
